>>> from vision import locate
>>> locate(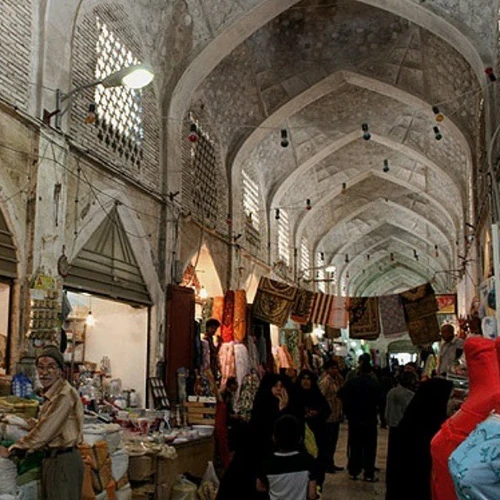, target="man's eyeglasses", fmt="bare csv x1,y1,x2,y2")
36,364,59,373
